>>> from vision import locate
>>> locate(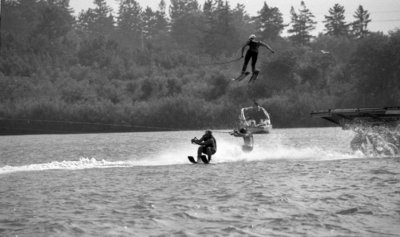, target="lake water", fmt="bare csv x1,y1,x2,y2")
0,128,399,236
